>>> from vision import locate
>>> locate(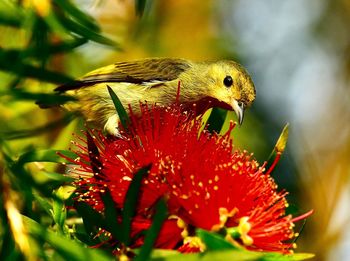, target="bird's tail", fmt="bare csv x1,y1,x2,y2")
35,93,77,109
35,100,56,109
